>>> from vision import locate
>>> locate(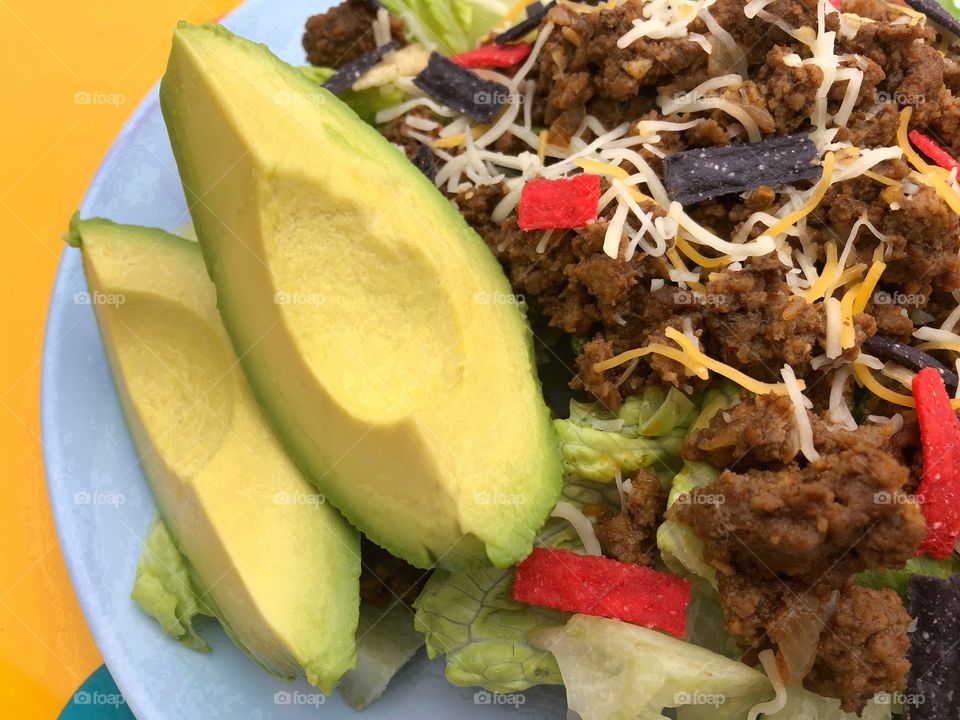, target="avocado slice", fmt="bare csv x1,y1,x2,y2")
67,217,360,693
159,23,562,569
